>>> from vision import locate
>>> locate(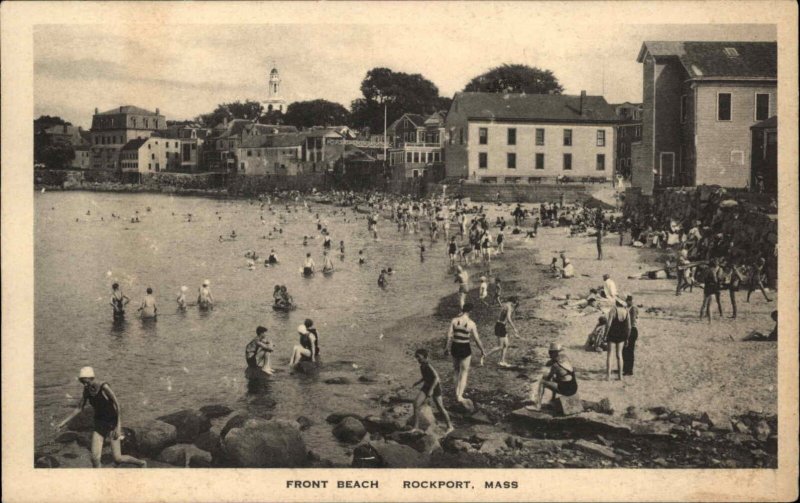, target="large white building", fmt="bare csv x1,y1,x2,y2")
444,92,618,183
261,67,287,114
